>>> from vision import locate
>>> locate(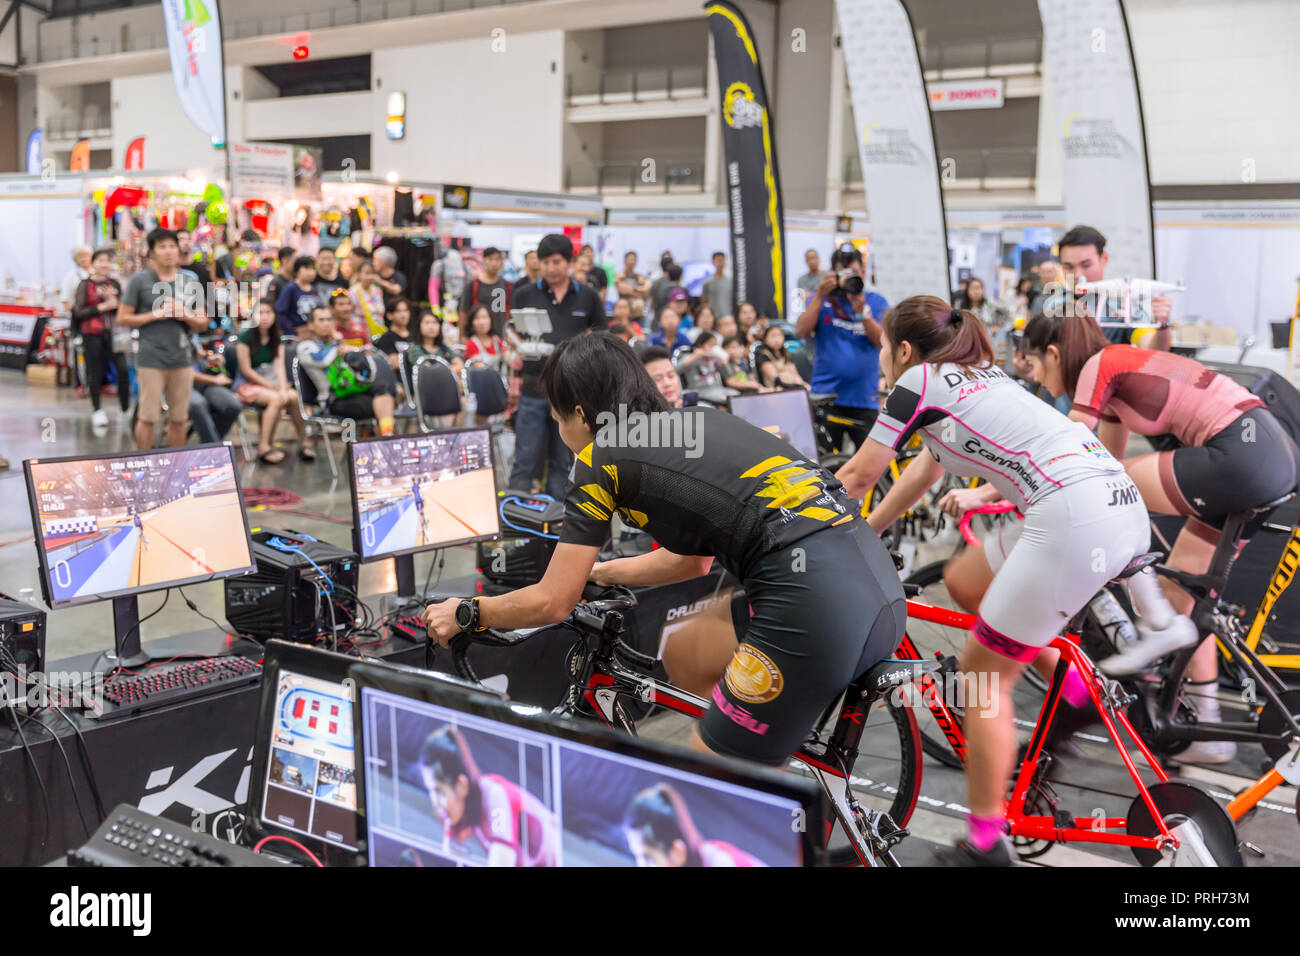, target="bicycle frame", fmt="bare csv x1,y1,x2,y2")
898,598,1181,854
1241,523,1300,670
570,633,909,867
